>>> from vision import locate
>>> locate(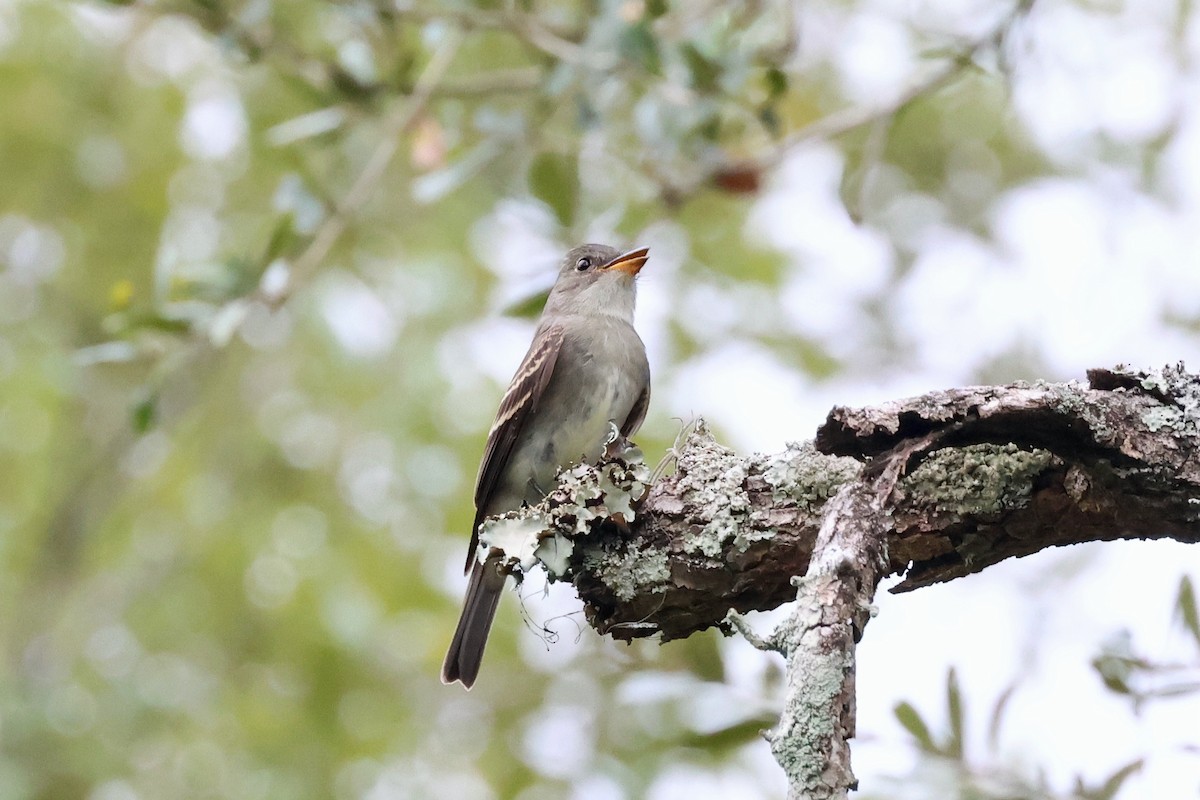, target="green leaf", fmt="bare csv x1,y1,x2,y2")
127,313,193,334
528,151,579,228
132,391,157,433
764,67,788,99
758,106,782,137
698,114,720,142
893,701,937,753
986,682,1017,752
687,631,726,682
1094,663,1132,695
620,23,662,75
1092,631,1138,696
917,45,966,61
264,108,346,147
681,43,721,92
1174,575,1200,649
503,288,550,319
1079,758,1144,800
73,341,139,367
679,717,776,750
412,140,504,203
645,0,669,18
946,667,964,760
263,213,297,265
